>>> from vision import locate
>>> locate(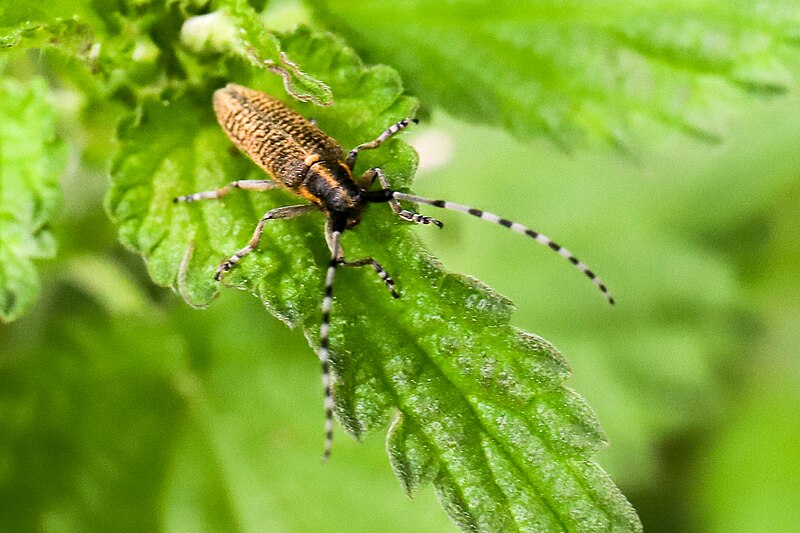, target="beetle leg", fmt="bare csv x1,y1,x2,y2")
319,224,342,462
340,257,399,298
345,117,418,169
362,168,443,228
216,203,316,280
324,219,399,297
173,179,277,203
